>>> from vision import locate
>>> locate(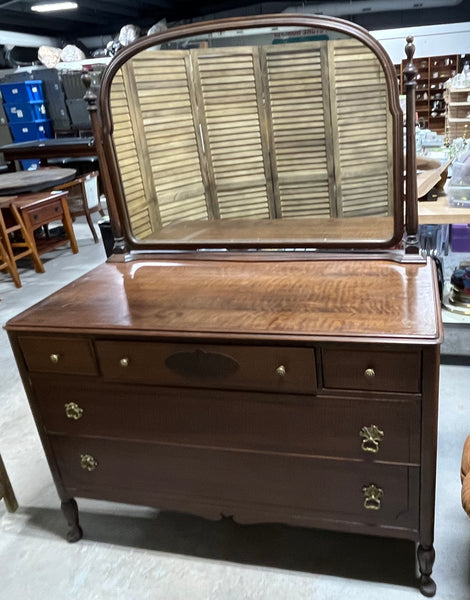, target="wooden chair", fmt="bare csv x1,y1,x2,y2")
0,196,45,278
461,435,470,517
53,171,105,243
0,454,18,513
